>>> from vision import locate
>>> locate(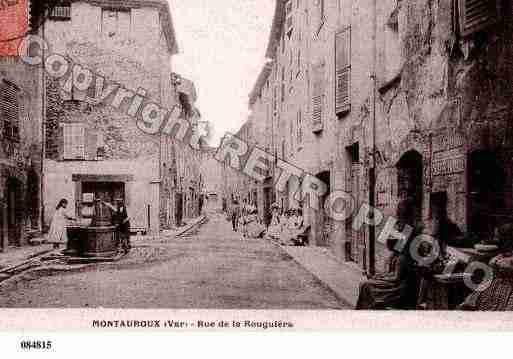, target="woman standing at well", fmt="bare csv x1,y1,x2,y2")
47,199,75,249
